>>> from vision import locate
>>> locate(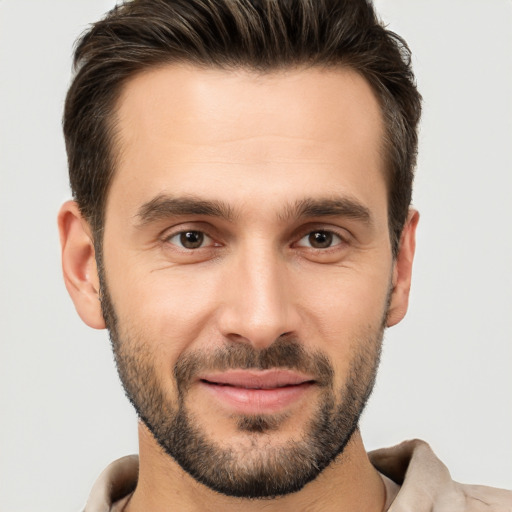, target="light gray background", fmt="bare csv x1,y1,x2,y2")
1,1,511,510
